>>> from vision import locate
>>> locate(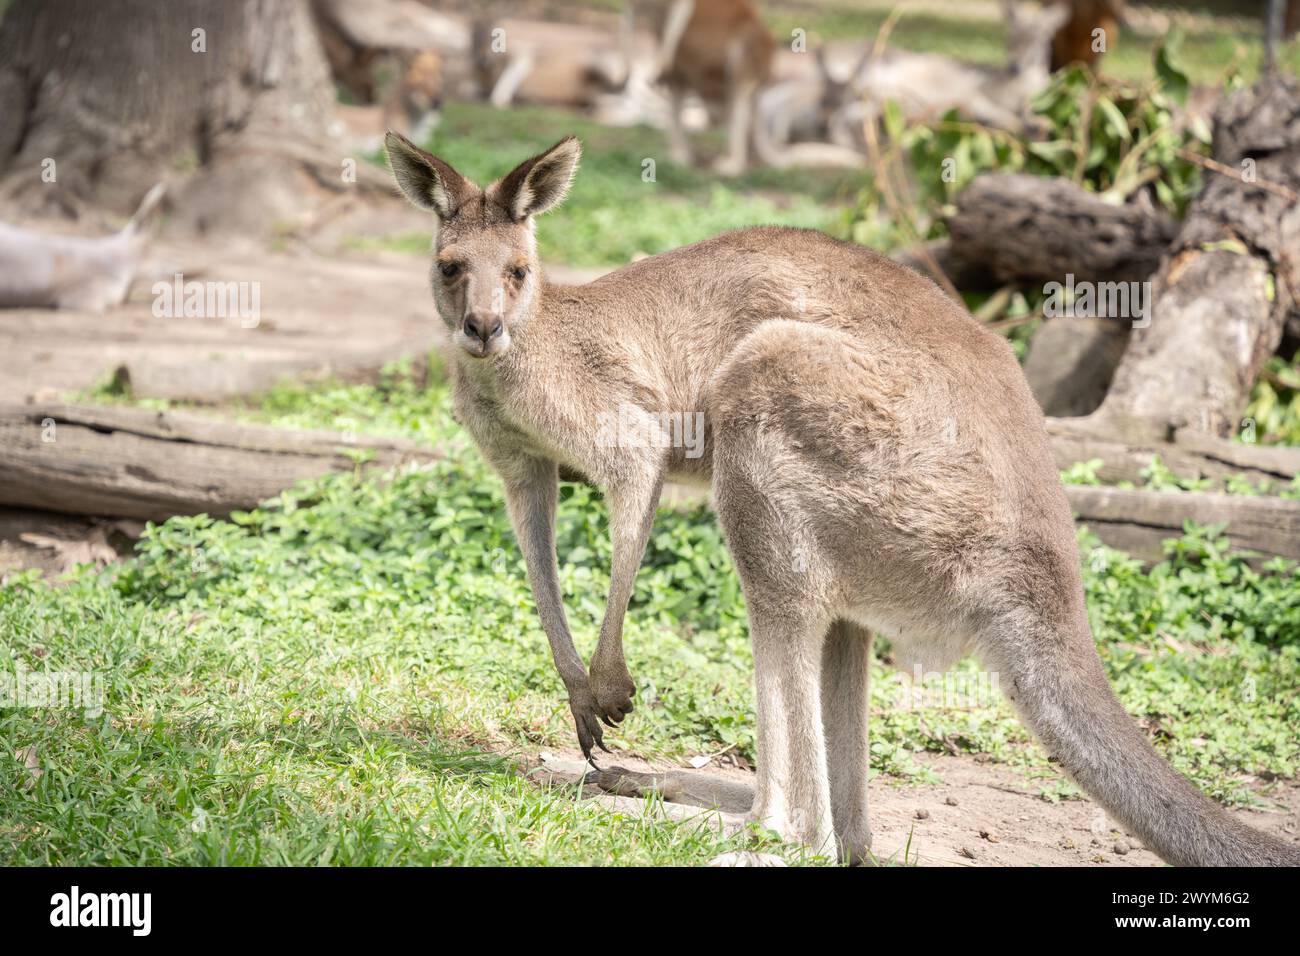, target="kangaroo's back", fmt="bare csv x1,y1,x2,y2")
564,225,1045,456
